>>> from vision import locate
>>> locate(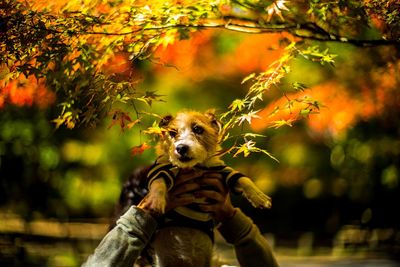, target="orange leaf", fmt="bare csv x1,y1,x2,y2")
131,143,151,157
126,119,141,129
108,110,134,130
